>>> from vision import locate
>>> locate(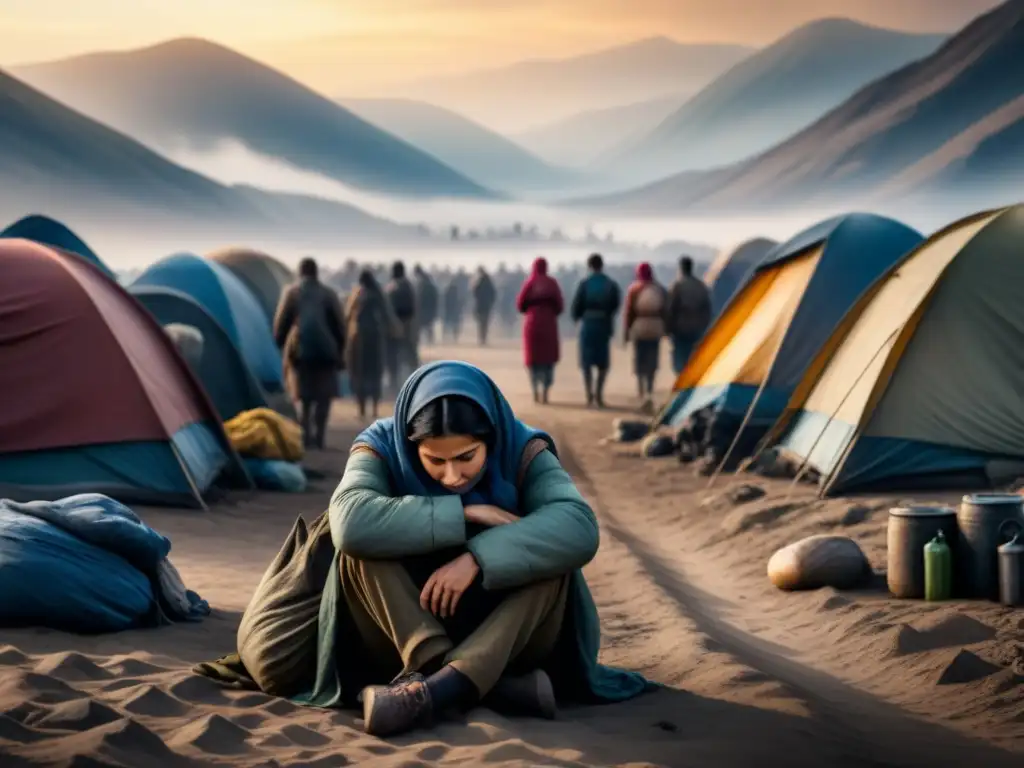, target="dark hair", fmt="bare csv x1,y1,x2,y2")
679,256,693,276
587,253,603,271
407,396,494,442
358,269,378,290
299,257,318,279
392,260,406,279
